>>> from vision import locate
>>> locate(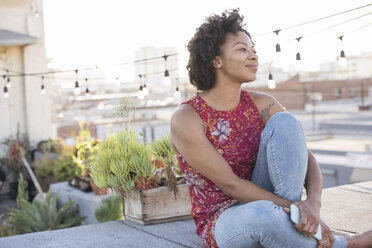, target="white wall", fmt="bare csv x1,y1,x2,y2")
0,0,51,146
